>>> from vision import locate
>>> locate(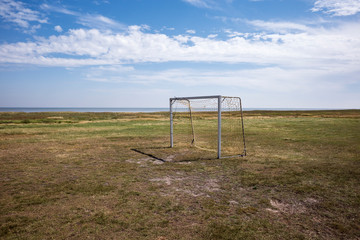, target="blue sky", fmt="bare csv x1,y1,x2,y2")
0,0,359,108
